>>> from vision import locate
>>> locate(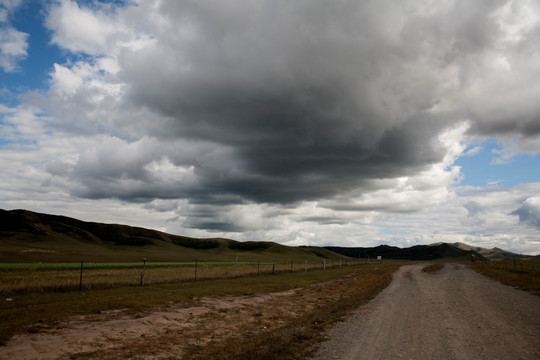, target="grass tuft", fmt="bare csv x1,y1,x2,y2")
421,263,444,273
